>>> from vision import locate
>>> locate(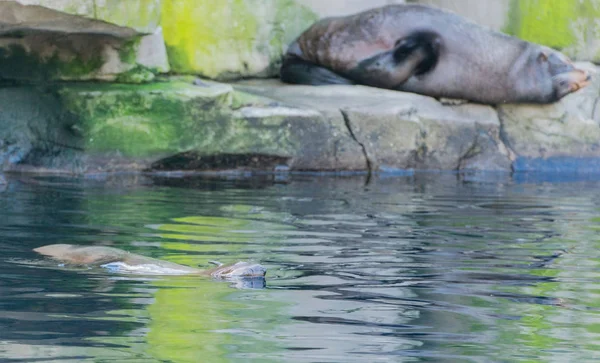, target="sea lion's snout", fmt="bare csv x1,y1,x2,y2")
554,69,592,99
571,69,592,91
